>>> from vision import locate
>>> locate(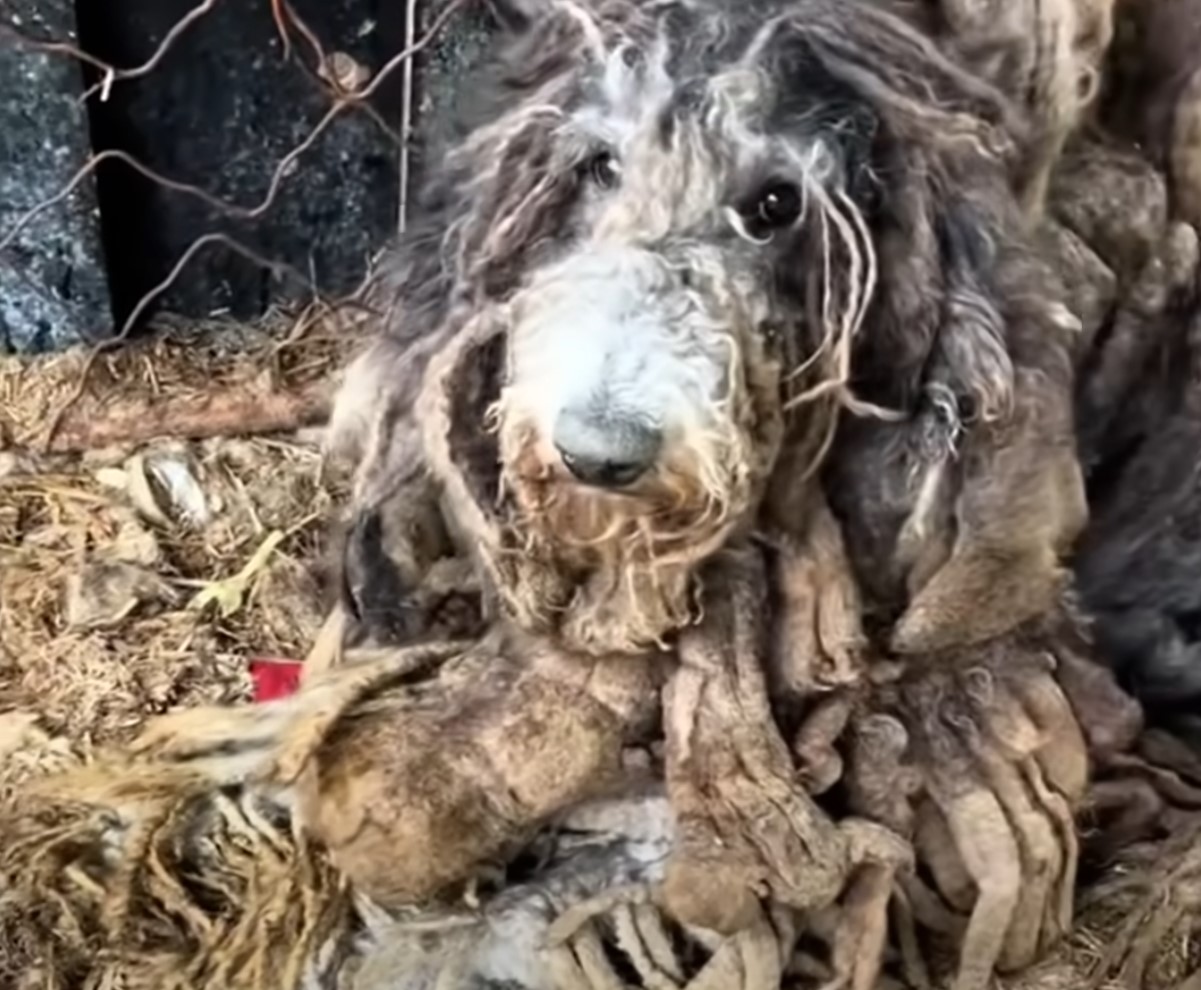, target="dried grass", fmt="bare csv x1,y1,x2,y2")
0,308,350,452
0,311,352,747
